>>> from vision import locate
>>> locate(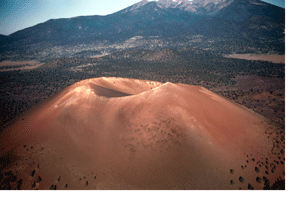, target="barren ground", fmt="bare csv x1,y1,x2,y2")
0,77,285,190
223,54,285,64
0,60,44,72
